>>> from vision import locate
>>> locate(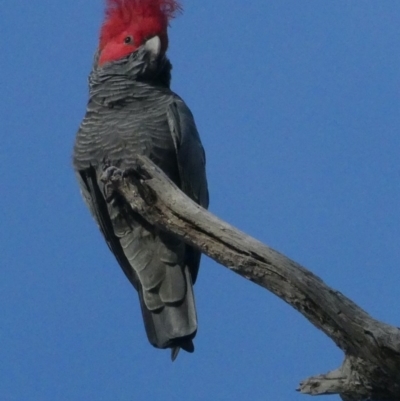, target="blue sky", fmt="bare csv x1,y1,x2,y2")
2,1,400,400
